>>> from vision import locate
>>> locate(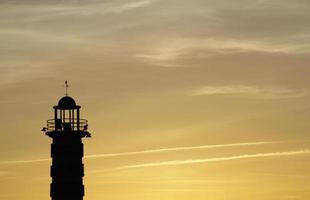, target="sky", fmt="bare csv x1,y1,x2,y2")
0,0,310,199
